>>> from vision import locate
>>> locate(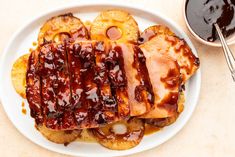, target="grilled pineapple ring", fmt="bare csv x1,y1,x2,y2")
38,13,89,45
11,54,29,99
36,125,81,144
91,118,144,150
90,10,139,43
